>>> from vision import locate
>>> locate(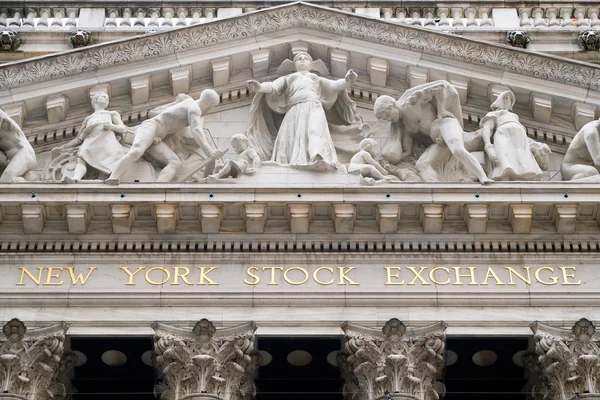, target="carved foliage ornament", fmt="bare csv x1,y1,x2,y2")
152,319,258,400
0,4,598,91
530,318,600,400
340,319,447,400
0,318,70,400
